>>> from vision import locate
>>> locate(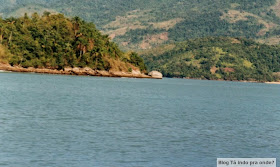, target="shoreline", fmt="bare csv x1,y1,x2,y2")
184,77,261,83
265,82,280,84
1,63,279,84
182,77,279,84
0,63,154,79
